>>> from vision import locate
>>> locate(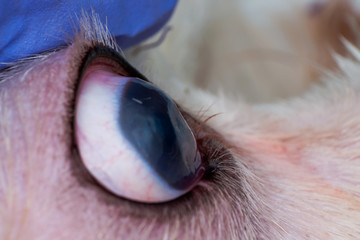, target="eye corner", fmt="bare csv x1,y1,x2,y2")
179,111,231,181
